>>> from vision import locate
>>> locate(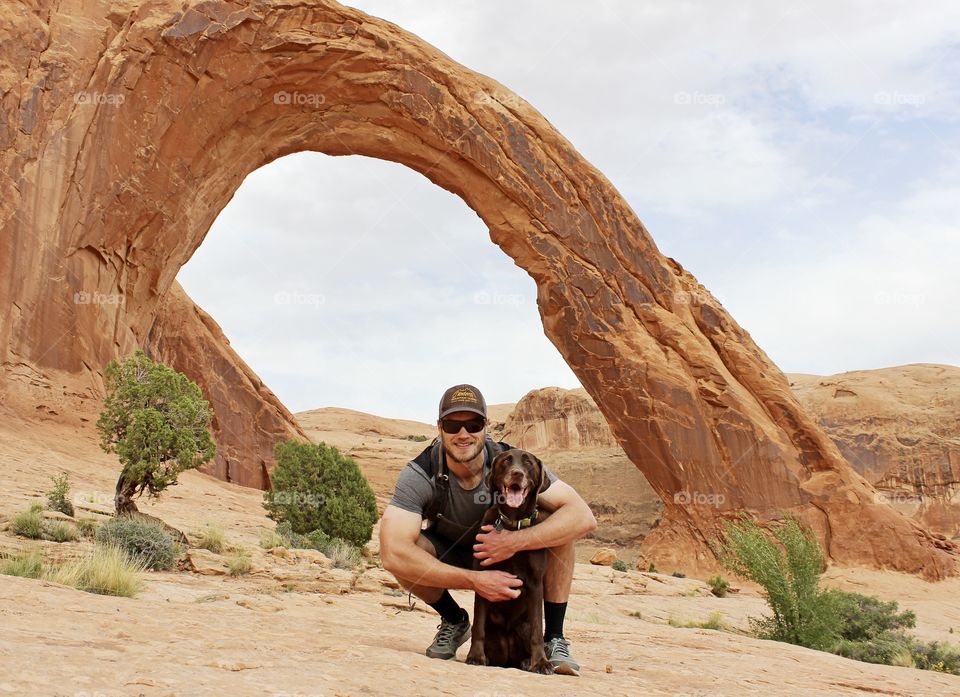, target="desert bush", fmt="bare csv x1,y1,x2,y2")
227,550,252,576
910,639,960,674
669,611,726,630
0,549,45,578
263,441,378,546
48,545,145,597
647,562,657,573
195,522,226,554
828,590,916,642
75,518,100,538
323,538,363,570
97,350,216,514
46,472,74,517
612,559,628,572
708,575,730,598
720,516,839,650
95,515,176,571
47,520,80,543
259,528,286,550
672,571,686,578
10,507,44,539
